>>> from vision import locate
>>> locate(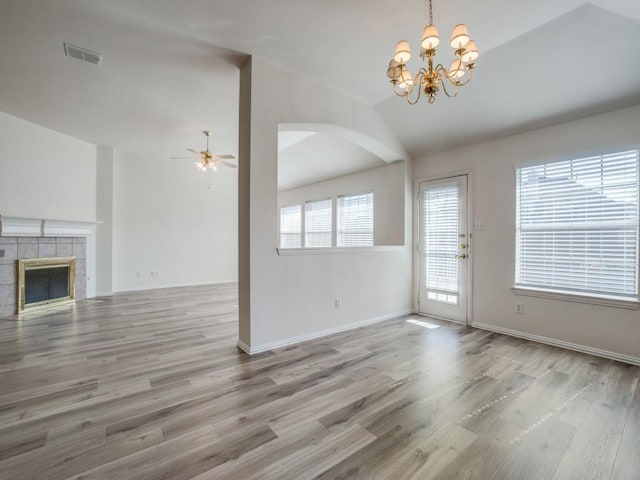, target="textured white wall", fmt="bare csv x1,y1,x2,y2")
239,58,413,350
112,151,238,292
0,111,96,222
413,104,640,360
